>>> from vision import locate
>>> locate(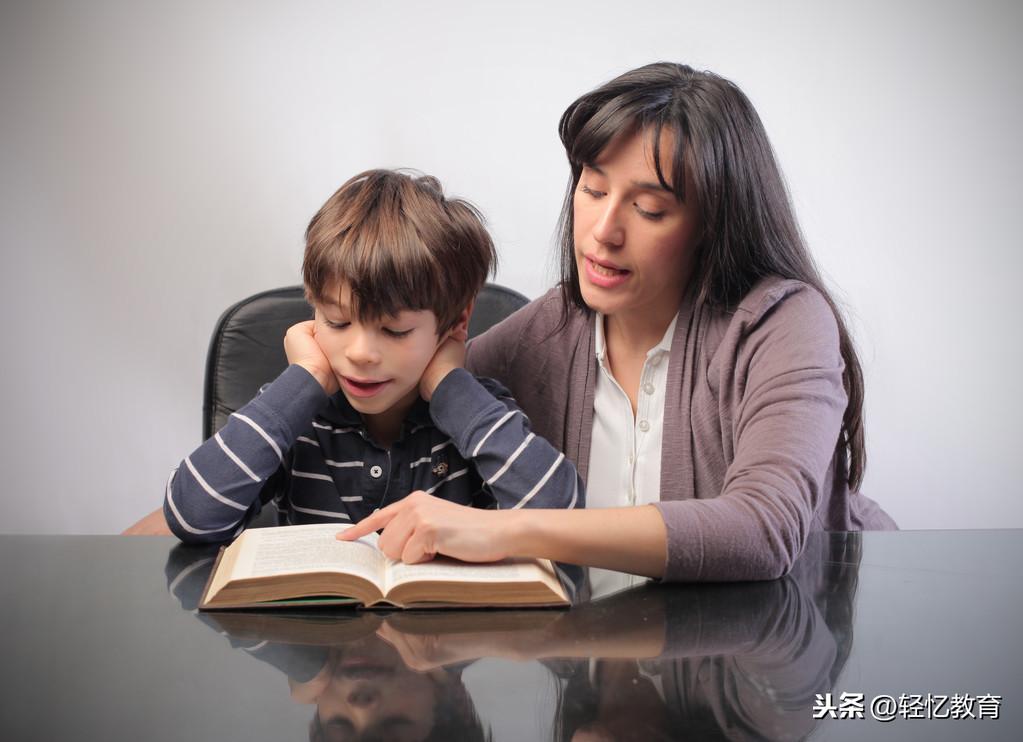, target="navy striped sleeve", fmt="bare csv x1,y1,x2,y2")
429,368,583,511
164,364,329,543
